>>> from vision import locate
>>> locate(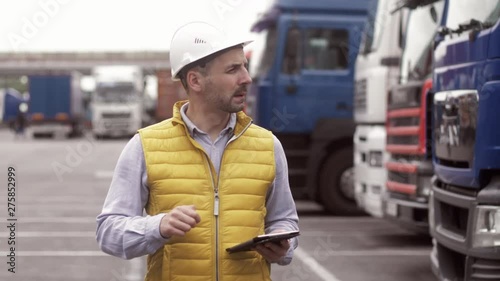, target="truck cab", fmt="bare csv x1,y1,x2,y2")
353,0,403,218
430,0,500,279
383,0,444,232
91,65,144,139
0,88,27,129
247,0,370,214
